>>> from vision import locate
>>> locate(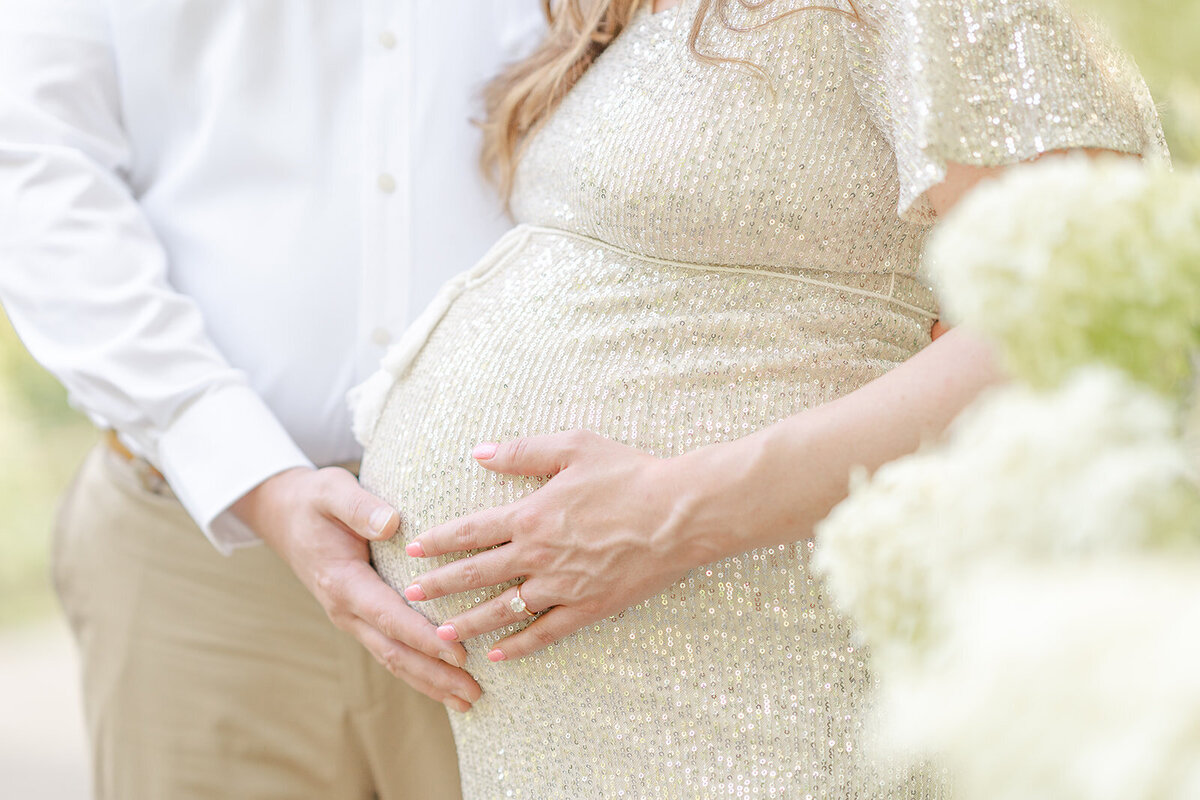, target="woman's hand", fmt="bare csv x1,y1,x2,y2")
402,431,720,662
